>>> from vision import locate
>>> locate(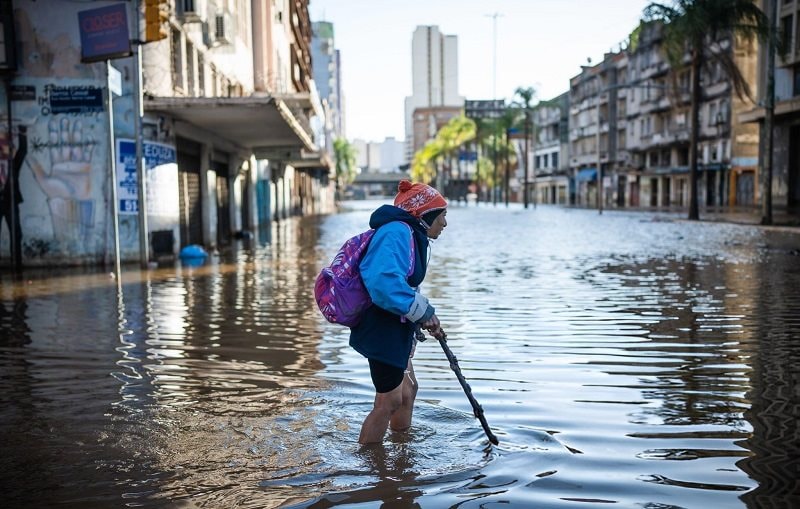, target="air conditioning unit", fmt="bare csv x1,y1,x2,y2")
213,12,233,45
